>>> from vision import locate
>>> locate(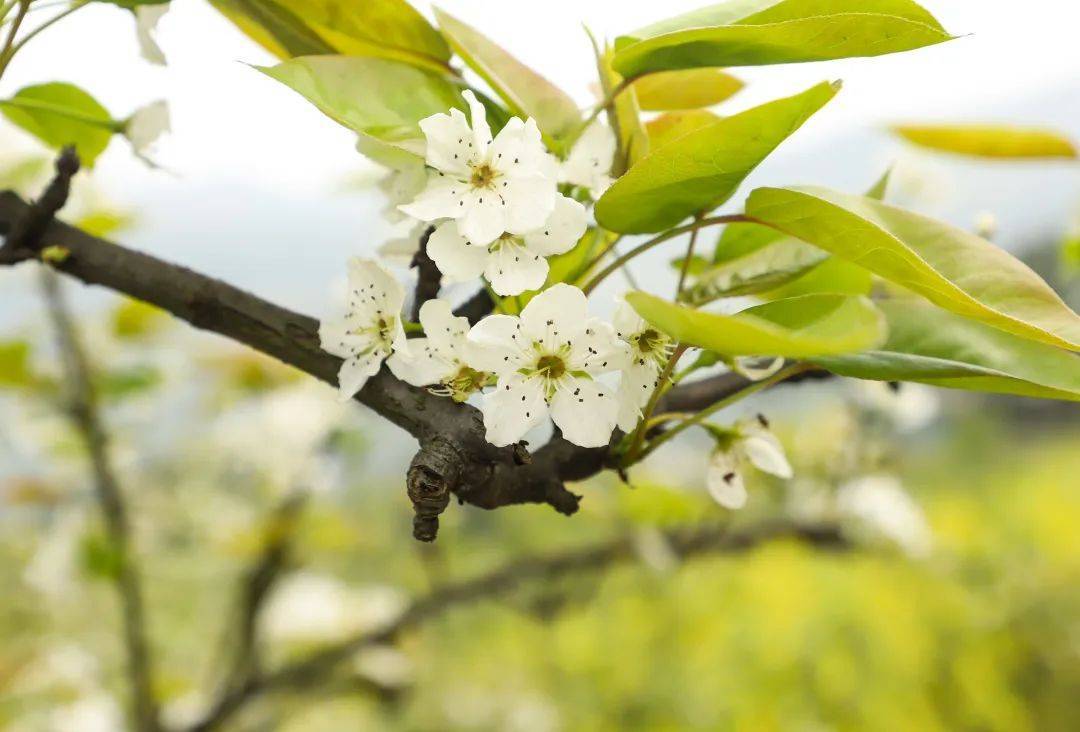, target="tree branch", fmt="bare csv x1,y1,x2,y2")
181,518,849,731
408,225,439,321
0,180,820,541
